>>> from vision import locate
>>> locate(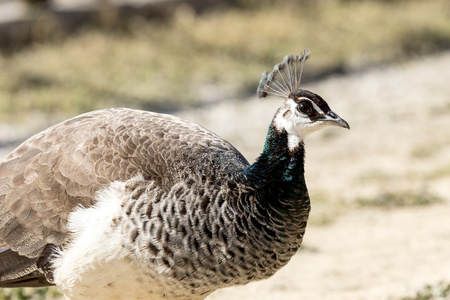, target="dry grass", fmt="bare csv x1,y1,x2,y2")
357,188,443,208
1,0,450,121
400,282,450,300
